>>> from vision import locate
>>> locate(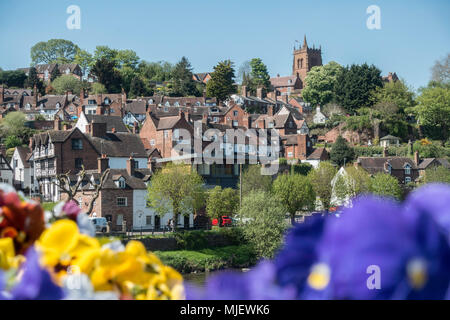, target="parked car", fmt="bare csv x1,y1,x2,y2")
89,217,108,233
